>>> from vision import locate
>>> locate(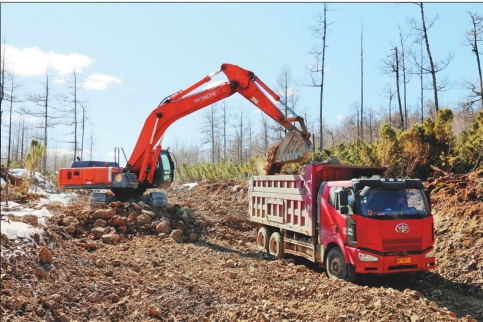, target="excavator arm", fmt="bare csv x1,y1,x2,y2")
128,63,314,183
